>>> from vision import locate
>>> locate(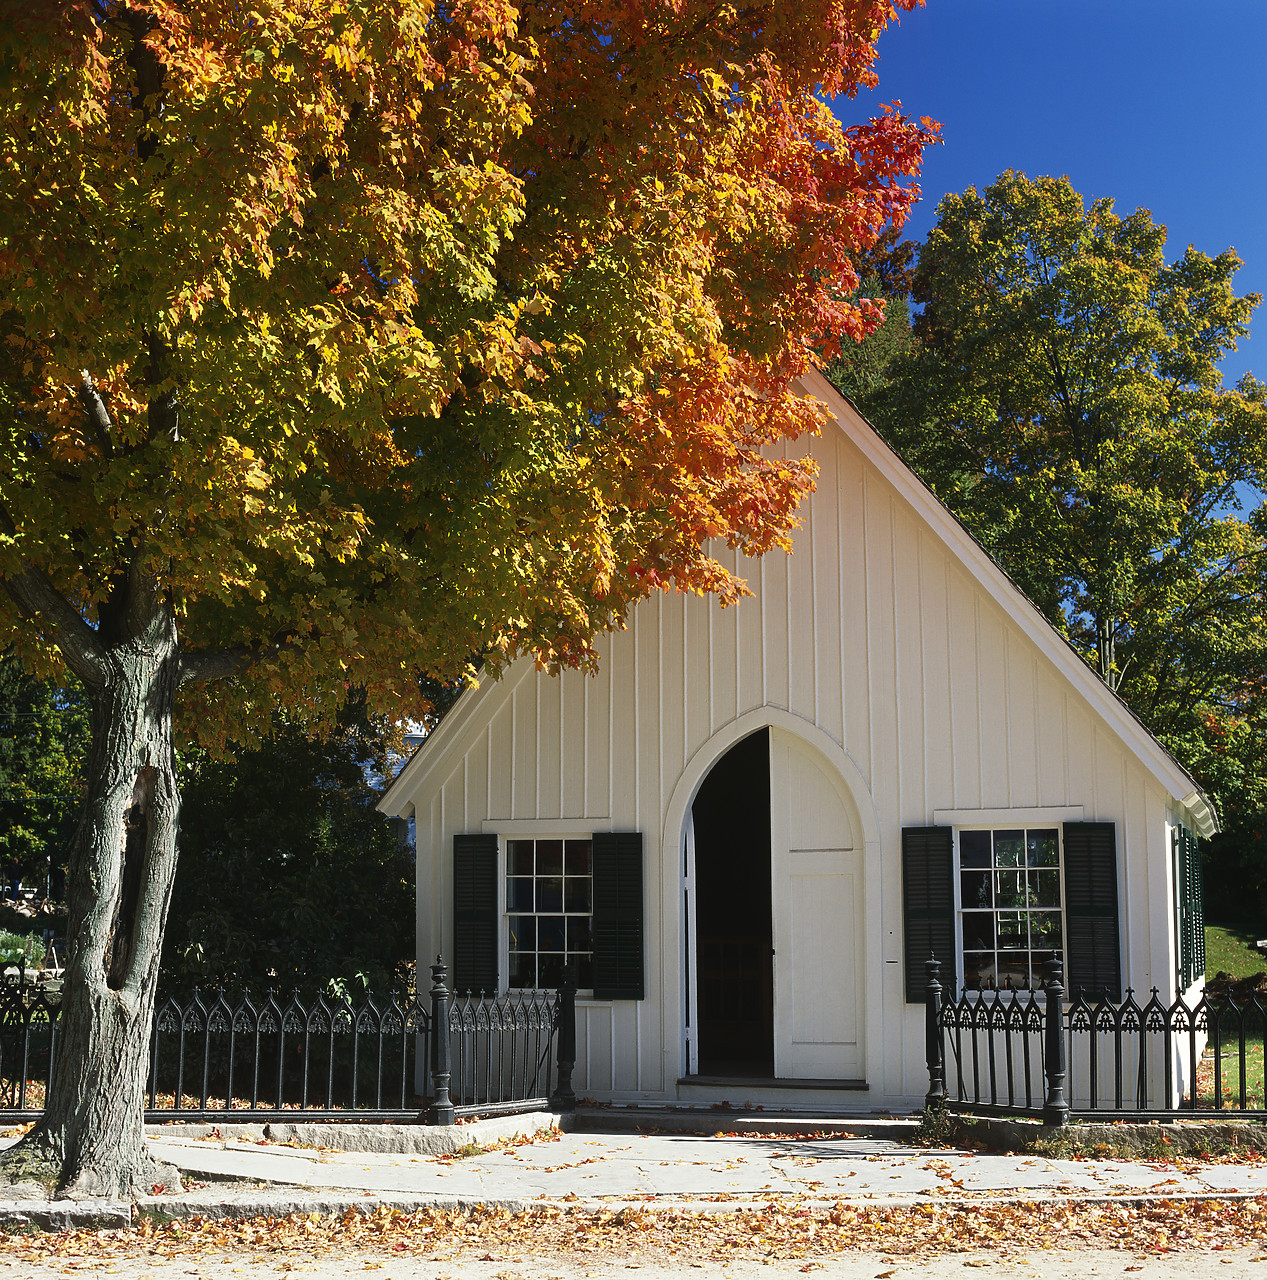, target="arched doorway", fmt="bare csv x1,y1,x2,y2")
682,722,866,1083
689,728,773,1077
